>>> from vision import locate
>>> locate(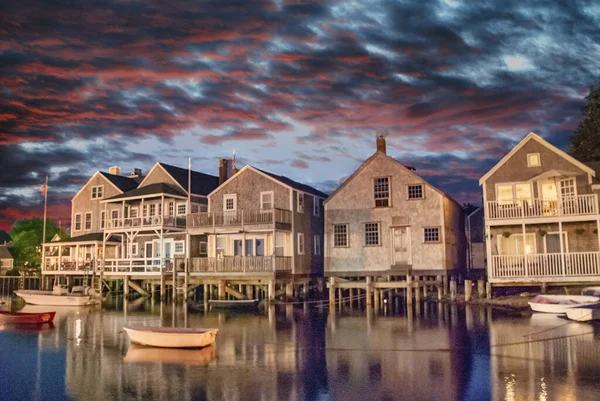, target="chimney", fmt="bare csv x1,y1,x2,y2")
108,166,121,175
218,158,229,185
376,135,386,154
129,168,142,178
